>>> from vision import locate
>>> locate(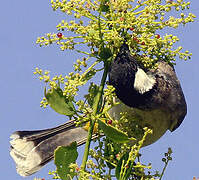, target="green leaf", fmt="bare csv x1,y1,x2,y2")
45,87,75,116
115,153,132,180
84,69,96,81
98,120,130,143
54,142,78,180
